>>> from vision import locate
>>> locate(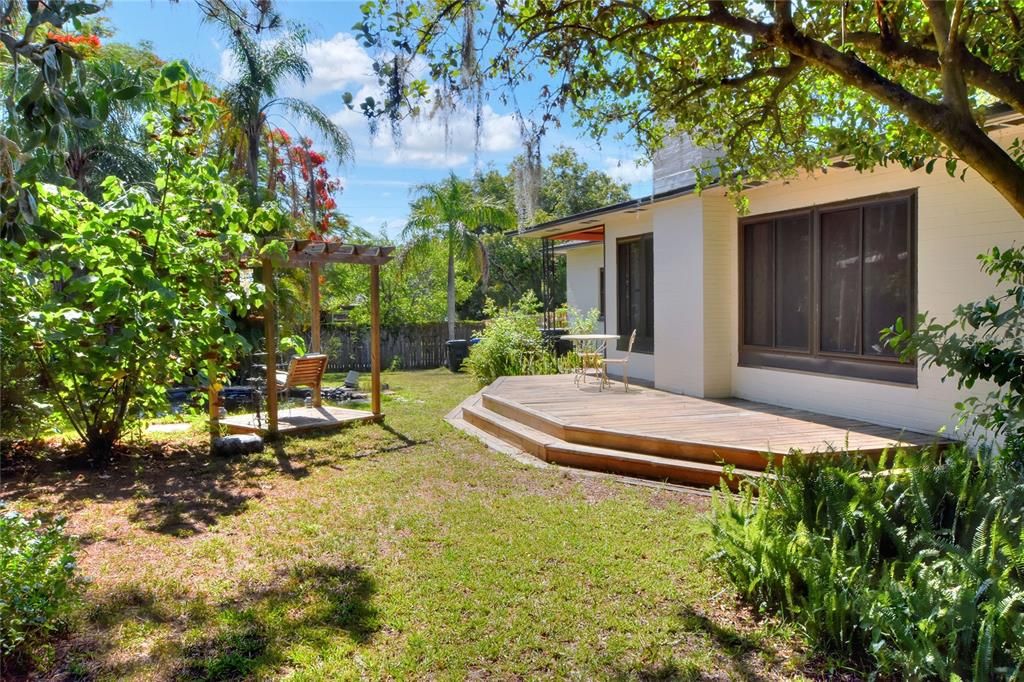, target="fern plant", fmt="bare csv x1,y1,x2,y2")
710,447,1024,679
